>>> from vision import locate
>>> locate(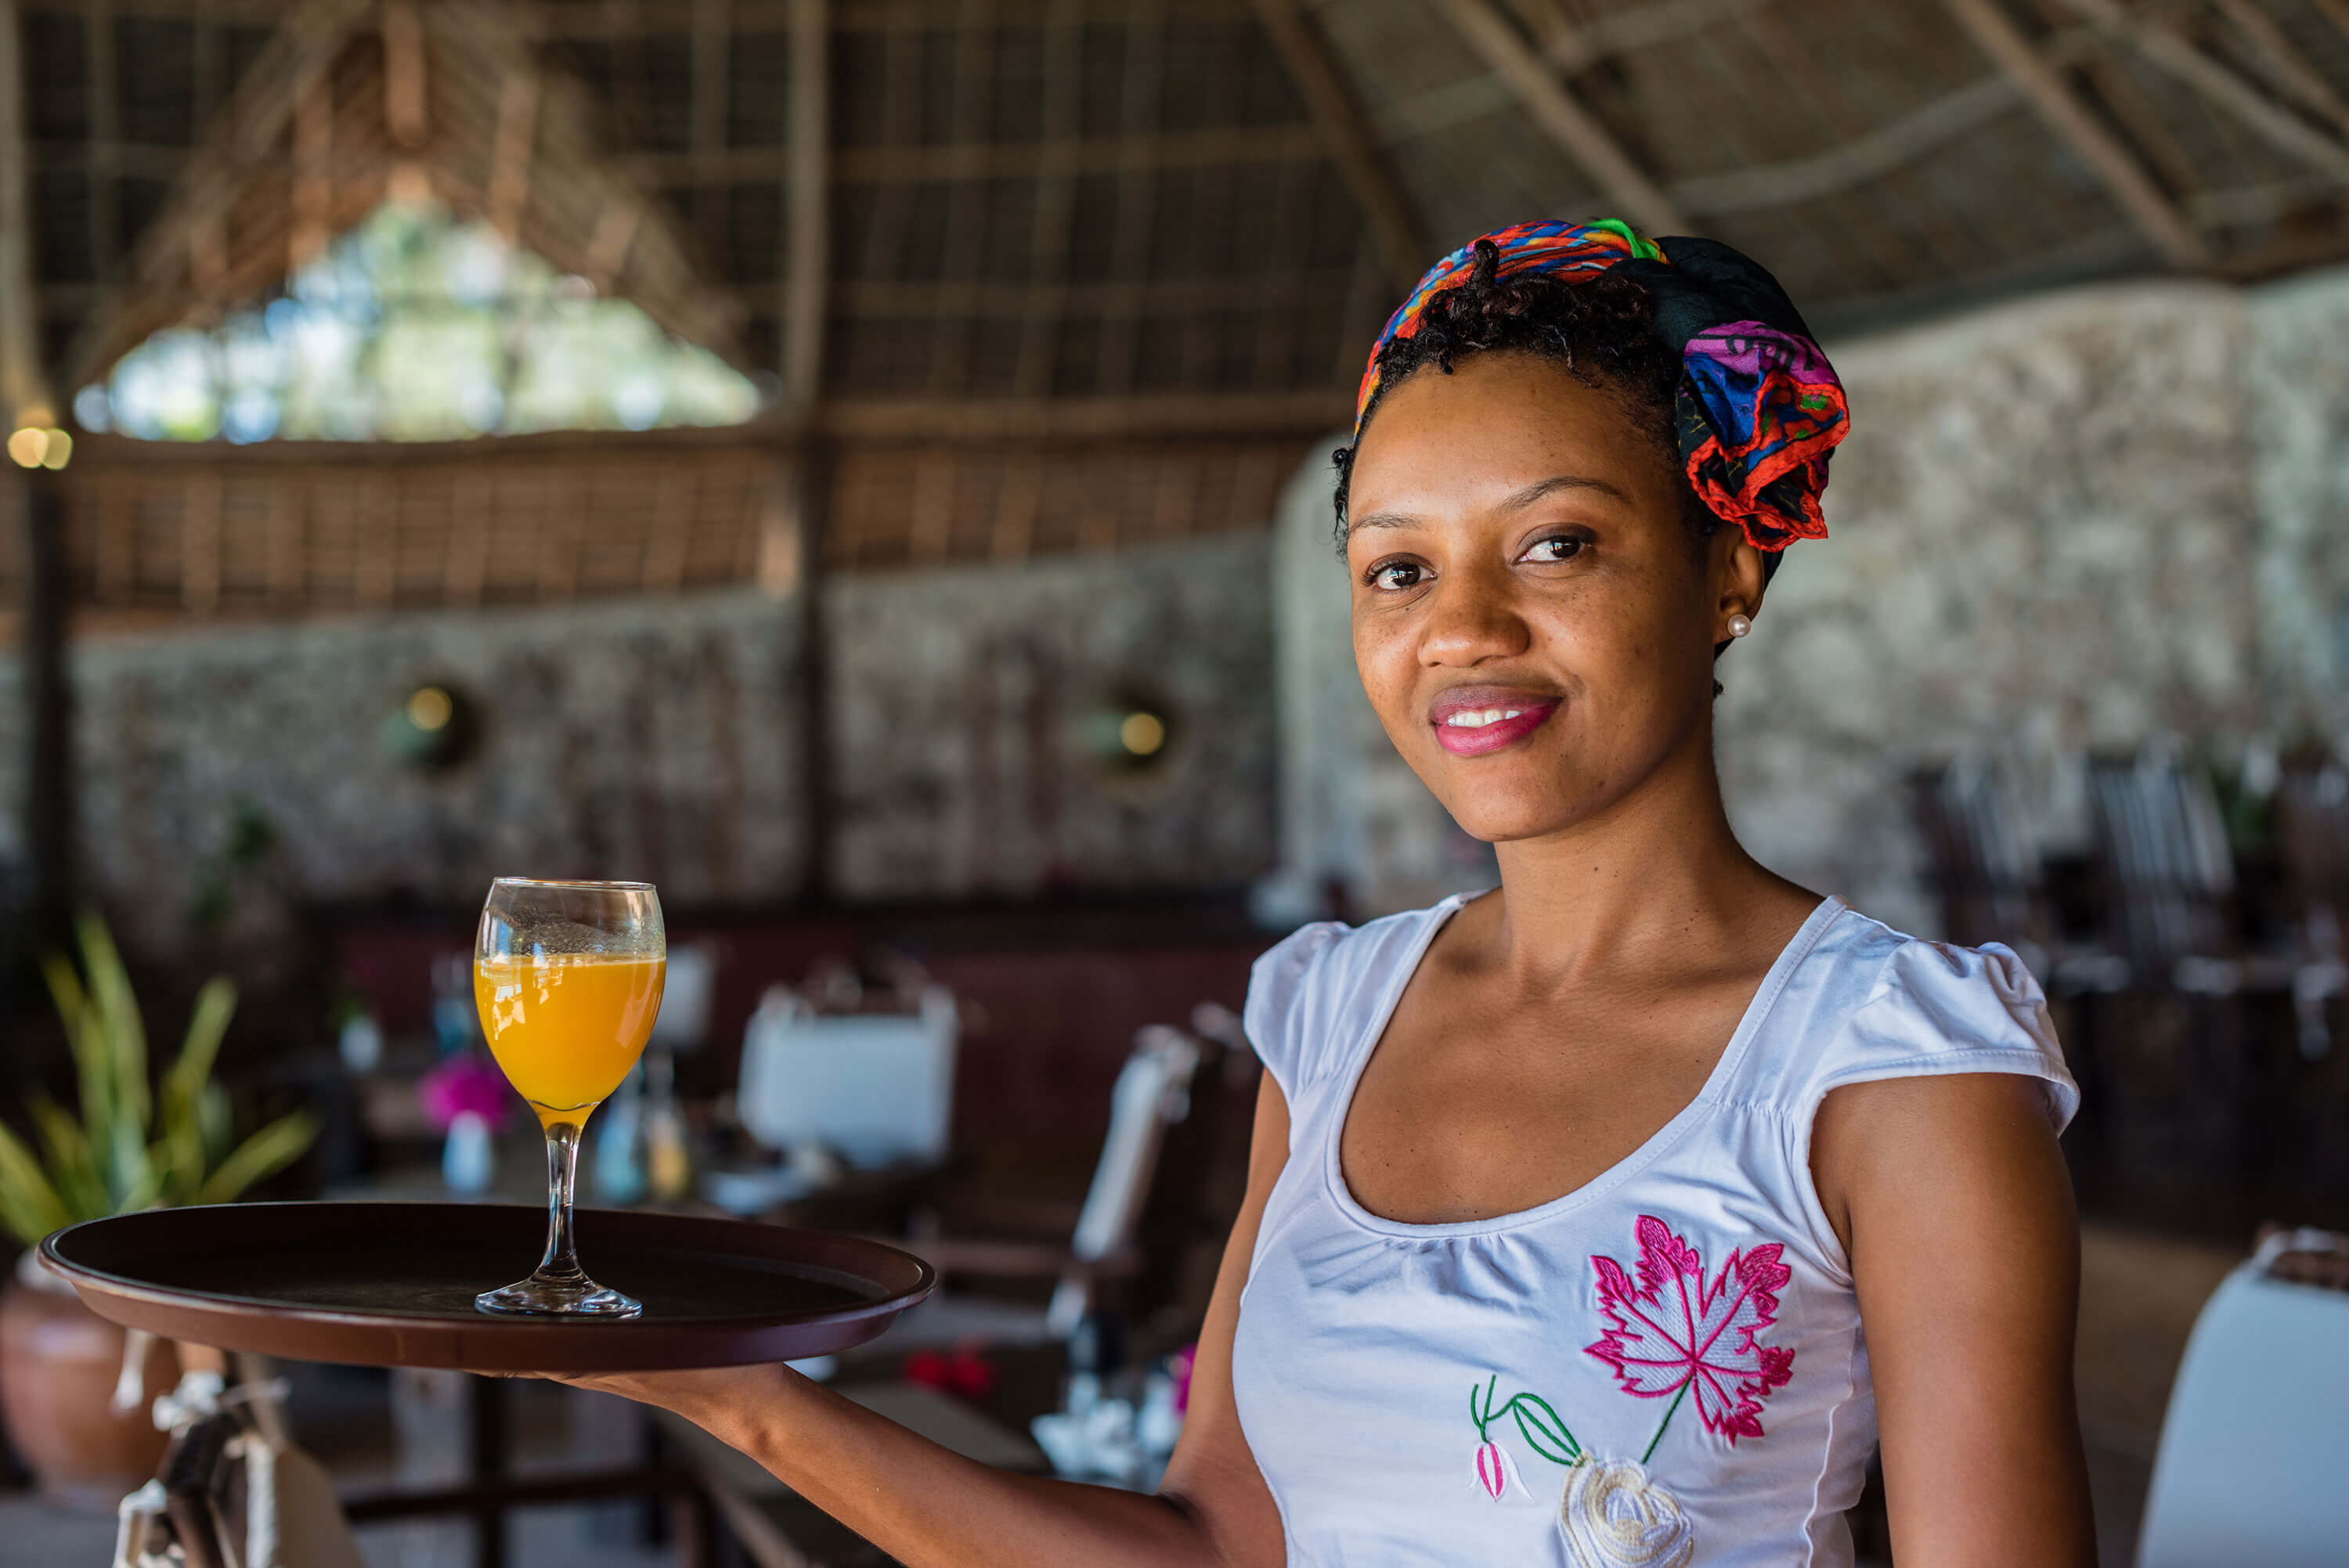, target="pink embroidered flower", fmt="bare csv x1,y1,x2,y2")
1585,1216,1794,1446
1470,1437,1526,1502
